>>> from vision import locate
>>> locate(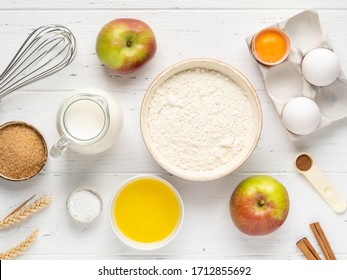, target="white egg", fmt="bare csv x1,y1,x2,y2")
282,97,321,135
301,48,340,86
